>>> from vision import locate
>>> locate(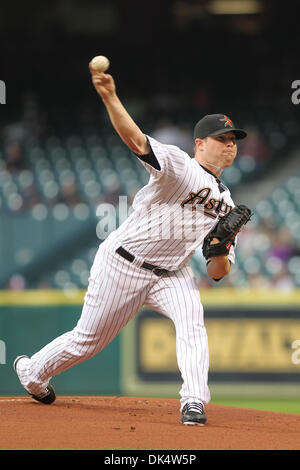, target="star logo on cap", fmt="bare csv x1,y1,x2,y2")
220,115,233,128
